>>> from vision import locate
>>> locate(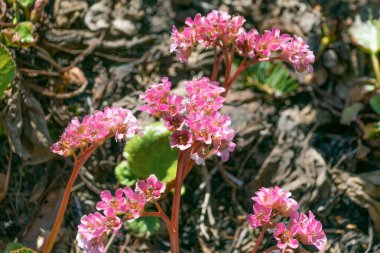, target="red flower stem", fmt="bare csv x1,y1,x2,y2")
143,204,178,253
211,45,219,81
251,225,269,253
43,146,98,253
170,149,188,253
221,54,247,95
